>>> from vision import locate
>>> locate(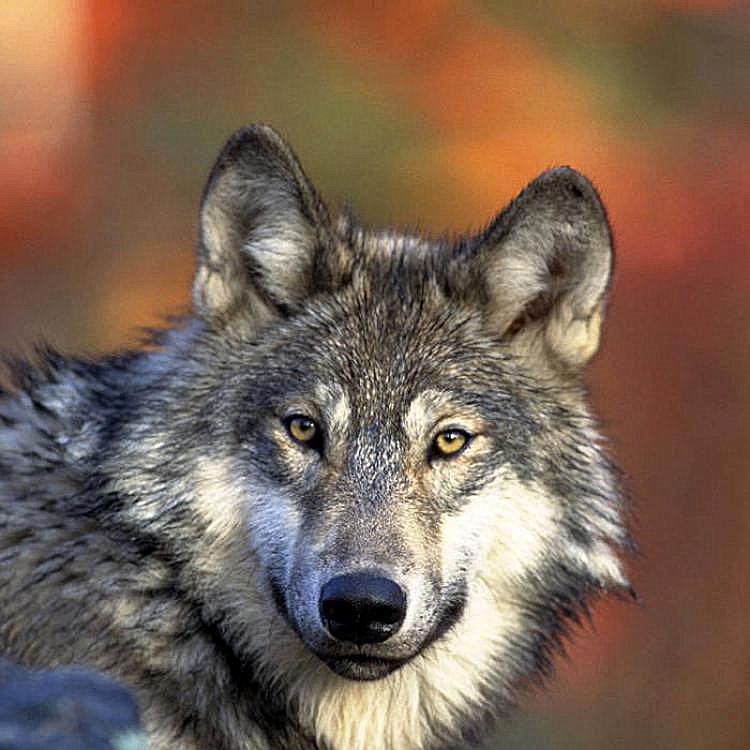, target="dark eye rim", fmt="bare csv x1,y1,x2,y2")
430,427,473,460
282,414,325,452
